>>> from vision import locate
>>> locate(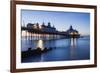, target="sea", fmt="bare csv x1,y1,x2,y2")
21,36,90,63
